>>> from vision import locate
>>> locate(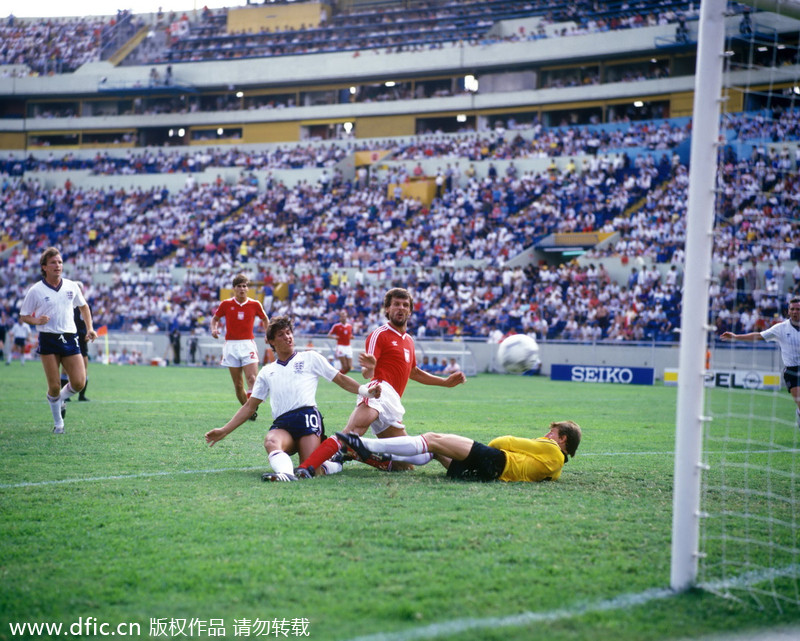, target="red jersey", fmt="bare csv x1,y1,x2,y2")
213,297,267,340
364,323,416,397
328,322,353,346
